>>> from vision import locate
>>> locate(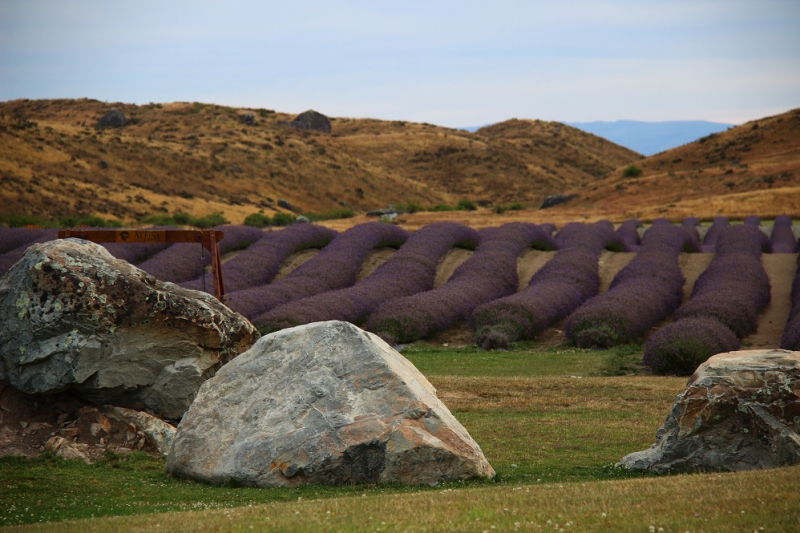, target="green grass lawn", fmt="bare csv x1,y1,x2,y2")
2,342,798,531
